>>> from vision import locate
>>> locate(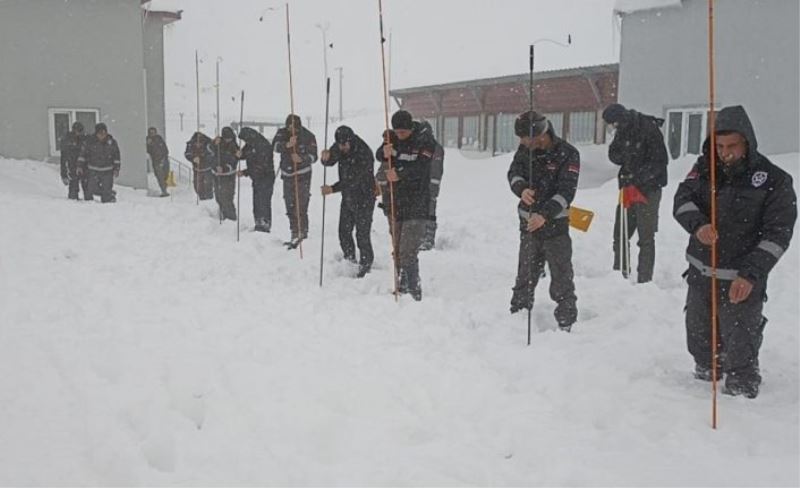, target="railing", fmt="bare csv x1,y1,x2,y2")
168,156,194,186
